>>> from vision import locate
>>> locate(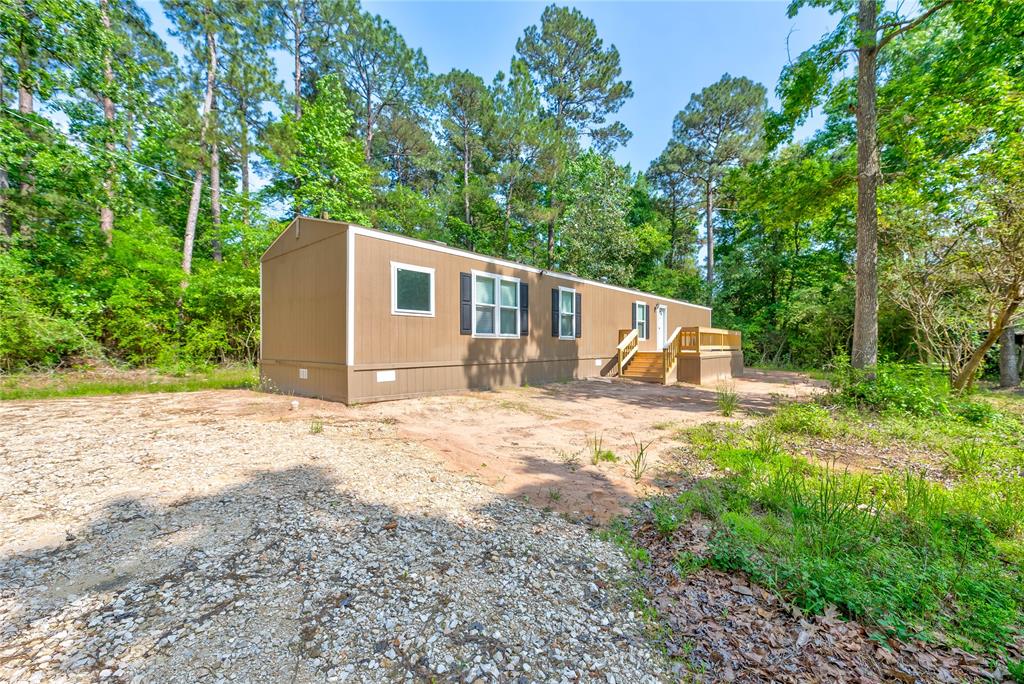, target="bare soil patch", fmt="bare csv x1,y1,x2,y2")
349,370,822,523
